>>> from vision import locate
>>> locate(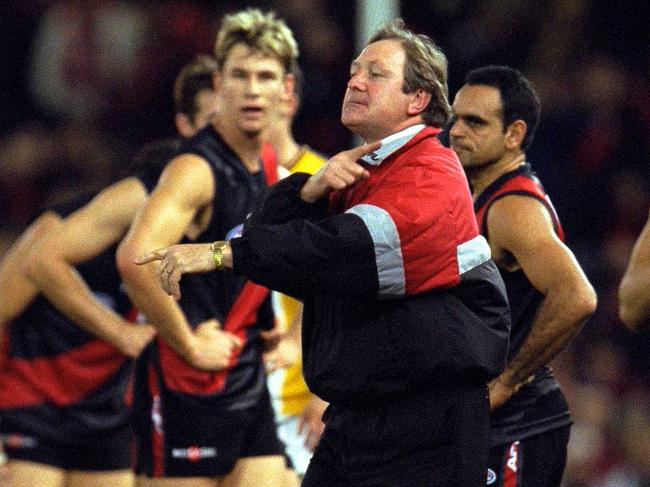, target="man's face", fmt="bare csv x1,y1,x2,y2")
217,43,290,137
450,84,507,169
190,90,220,135
341,39,413,142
